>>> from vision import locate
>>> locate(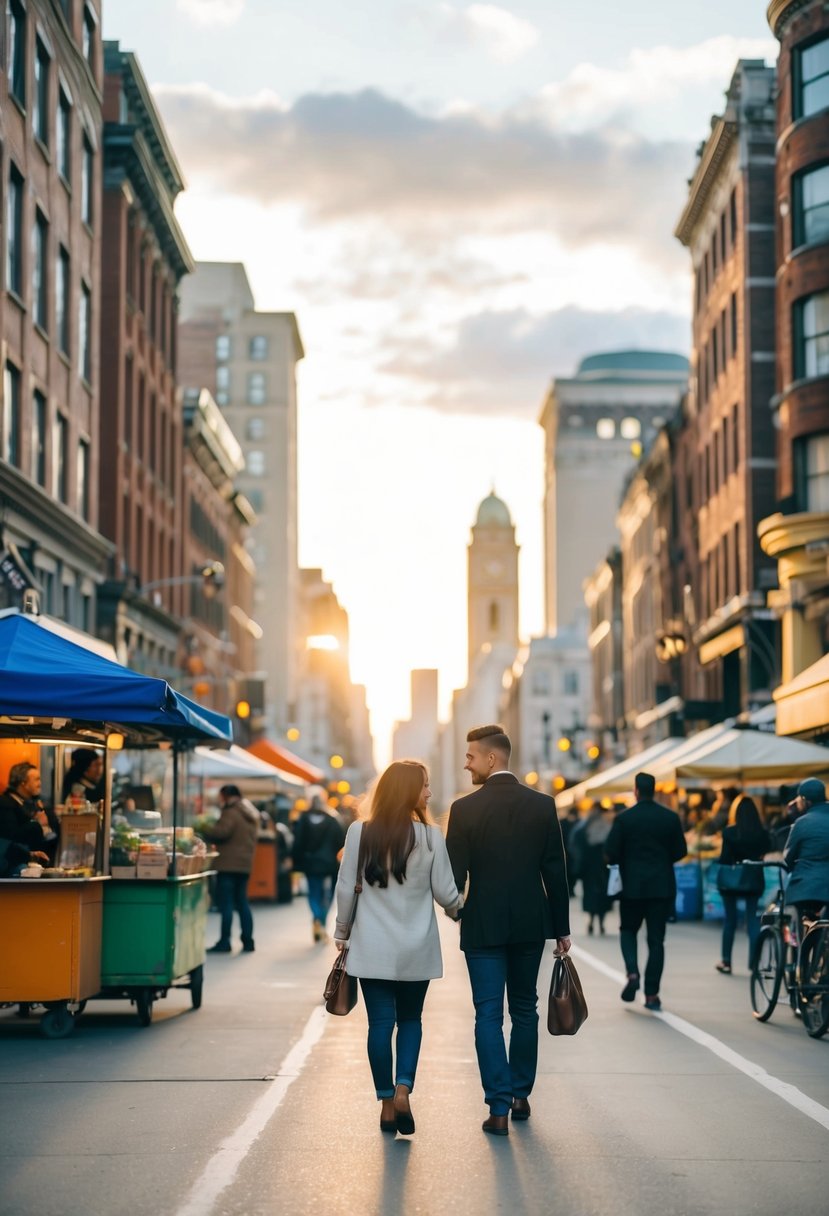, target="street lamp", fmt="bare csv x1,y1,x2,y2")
138,561,226,606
